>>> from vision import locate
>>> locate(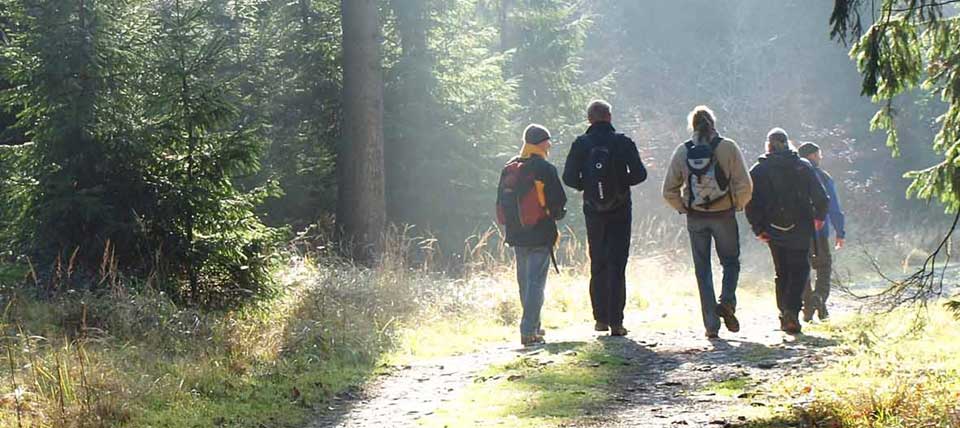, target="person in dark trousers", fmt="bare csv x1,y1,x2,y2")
746,128,828,334
662,106,753,339
563,100,646,337
797,142,846,322
497,124,567,346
